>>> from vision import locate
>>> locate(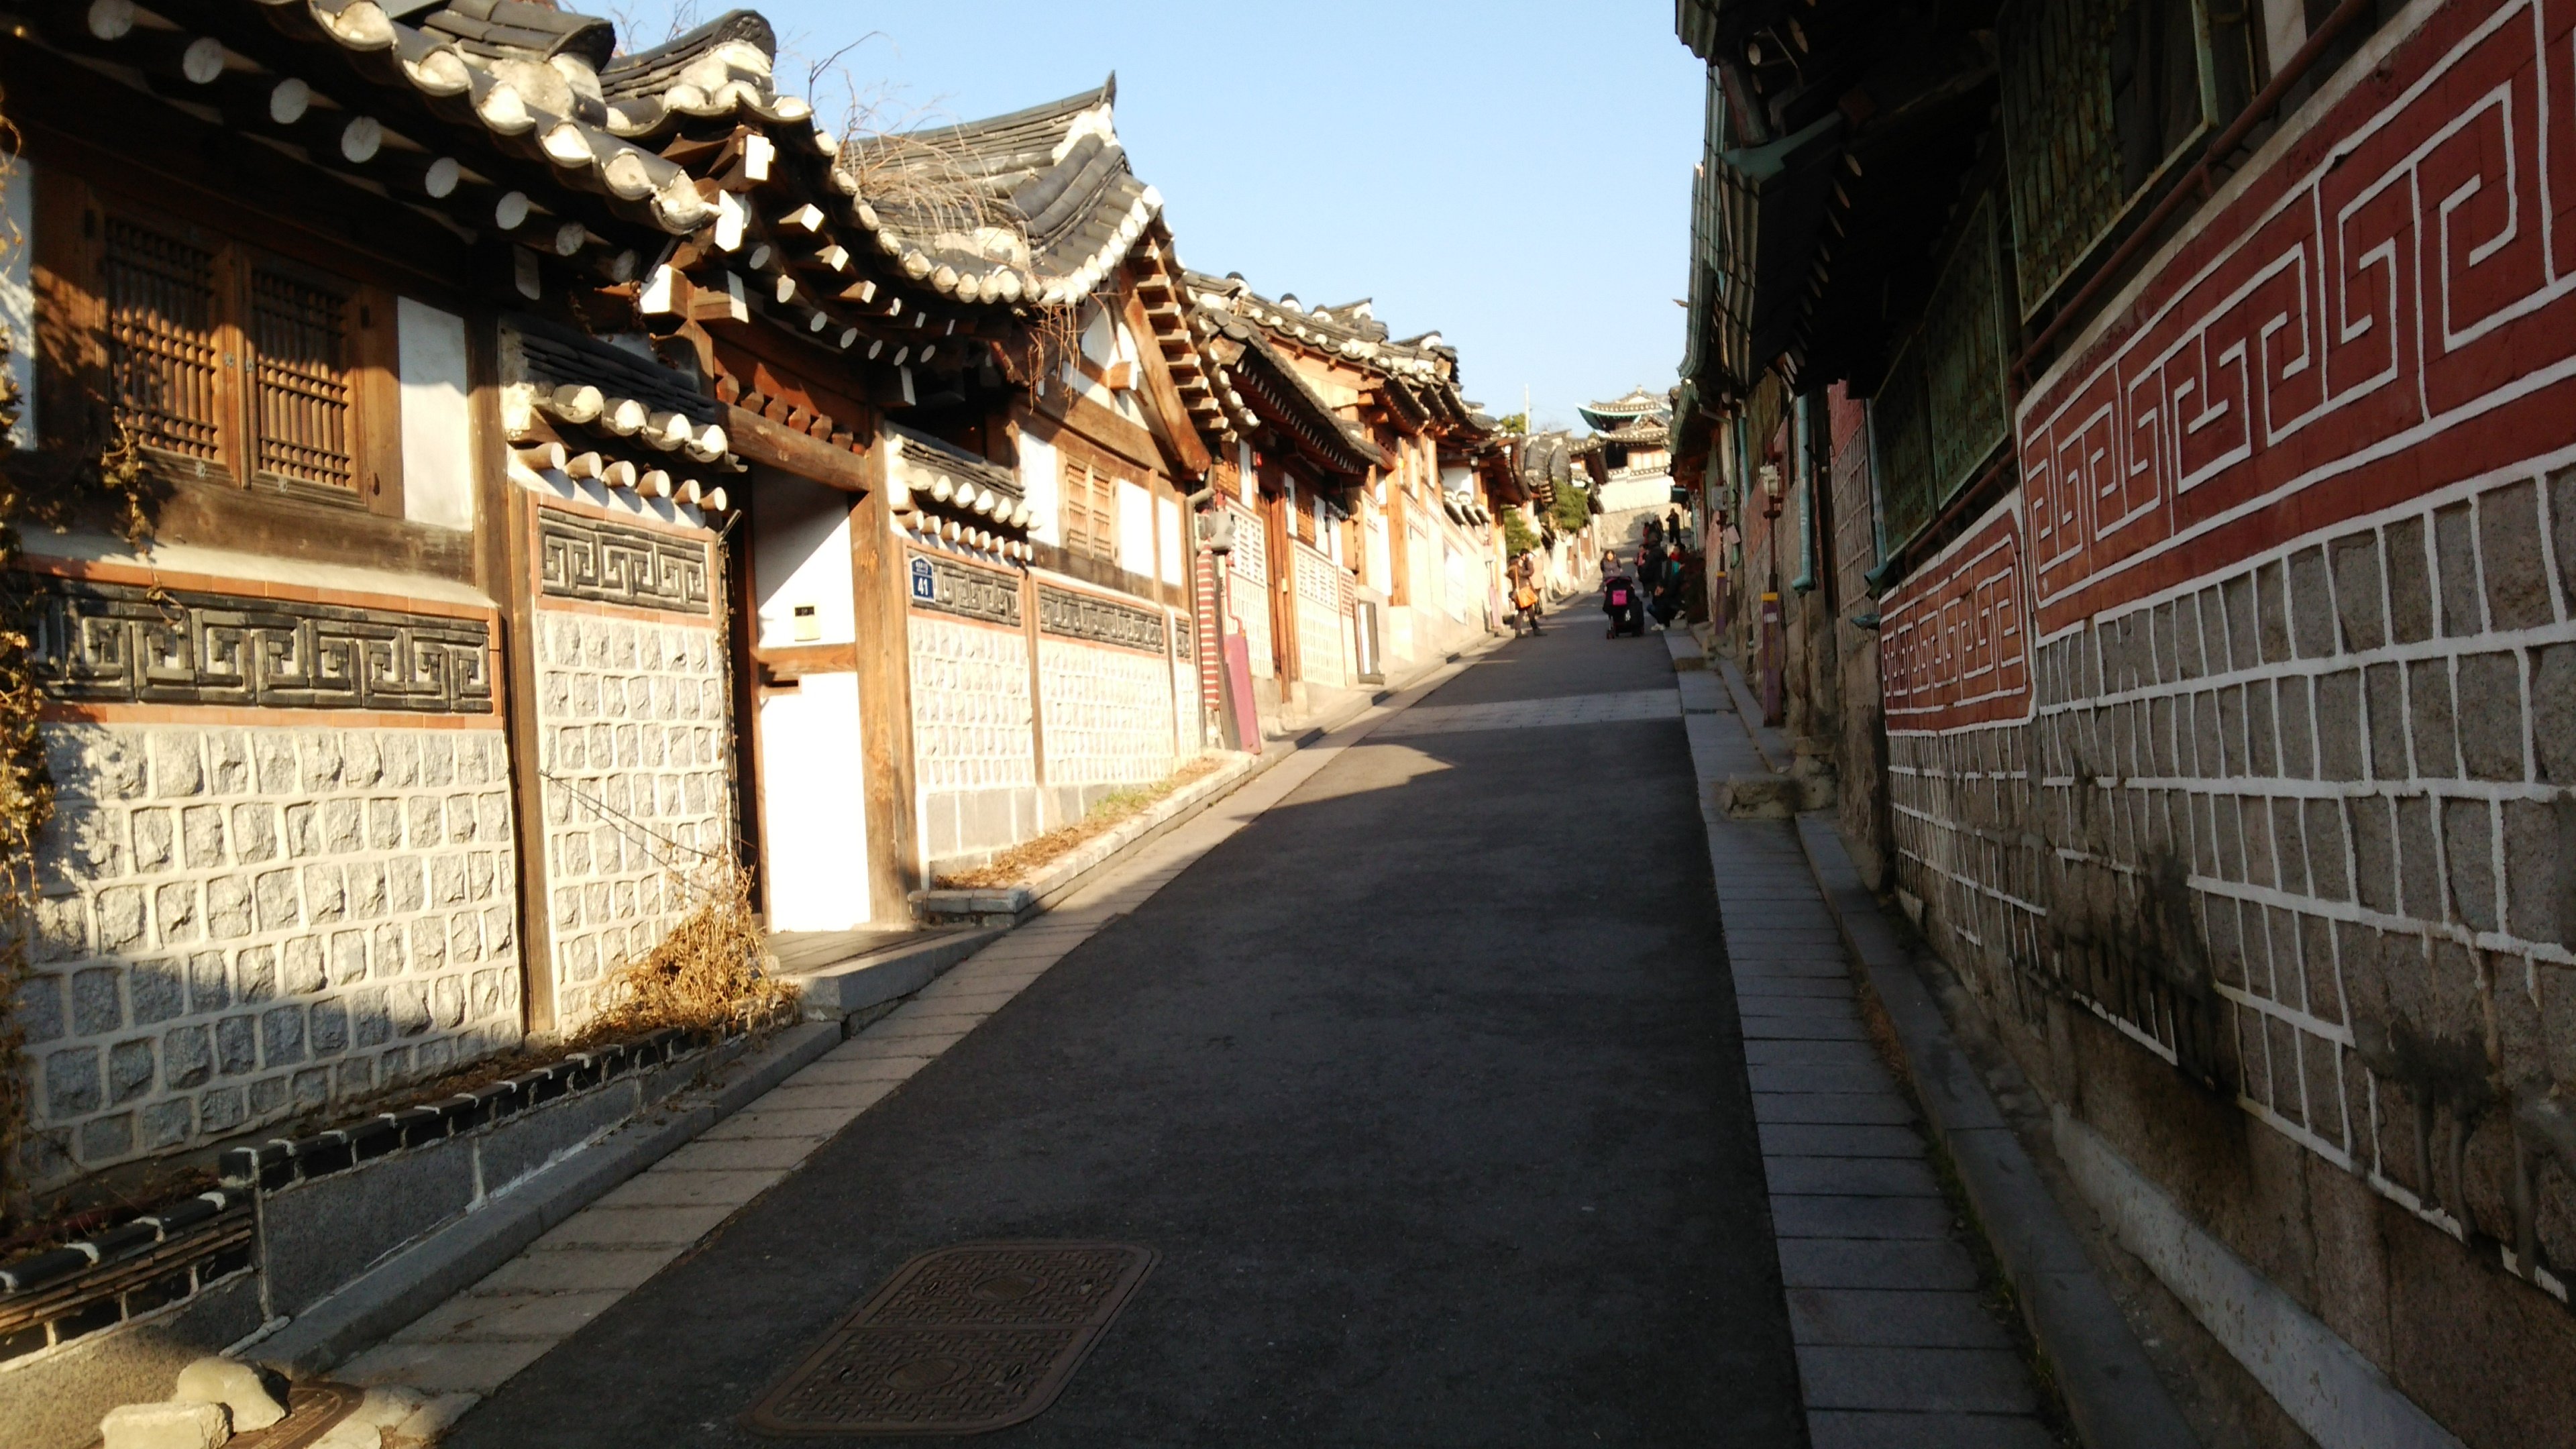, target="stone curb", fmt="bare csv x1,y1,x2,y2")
781,928,1008,1018
912,750,1269,926
244,1020,844,1377
1785,812,2201,1449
